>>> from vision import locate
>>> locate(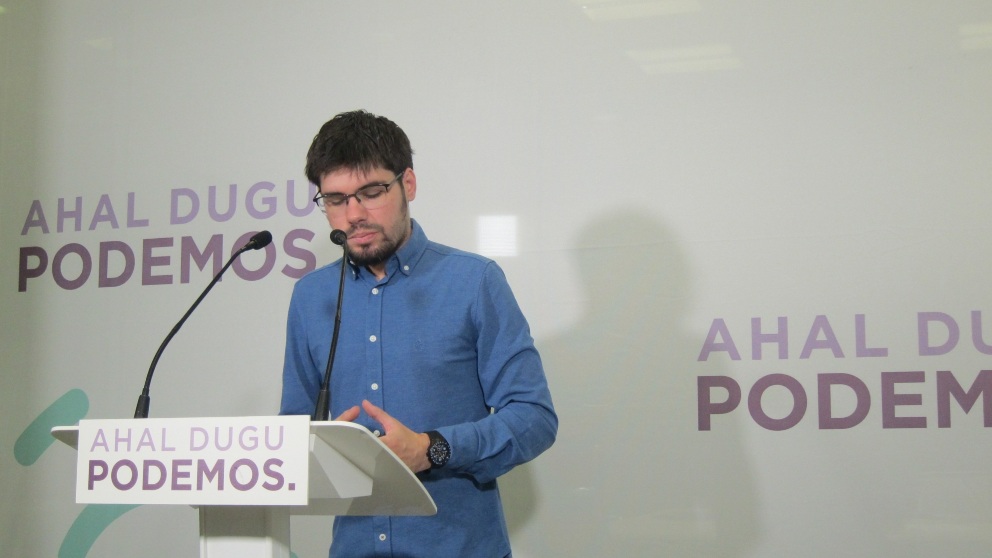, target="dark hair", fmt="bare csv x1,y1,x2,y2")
305,110,414,186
